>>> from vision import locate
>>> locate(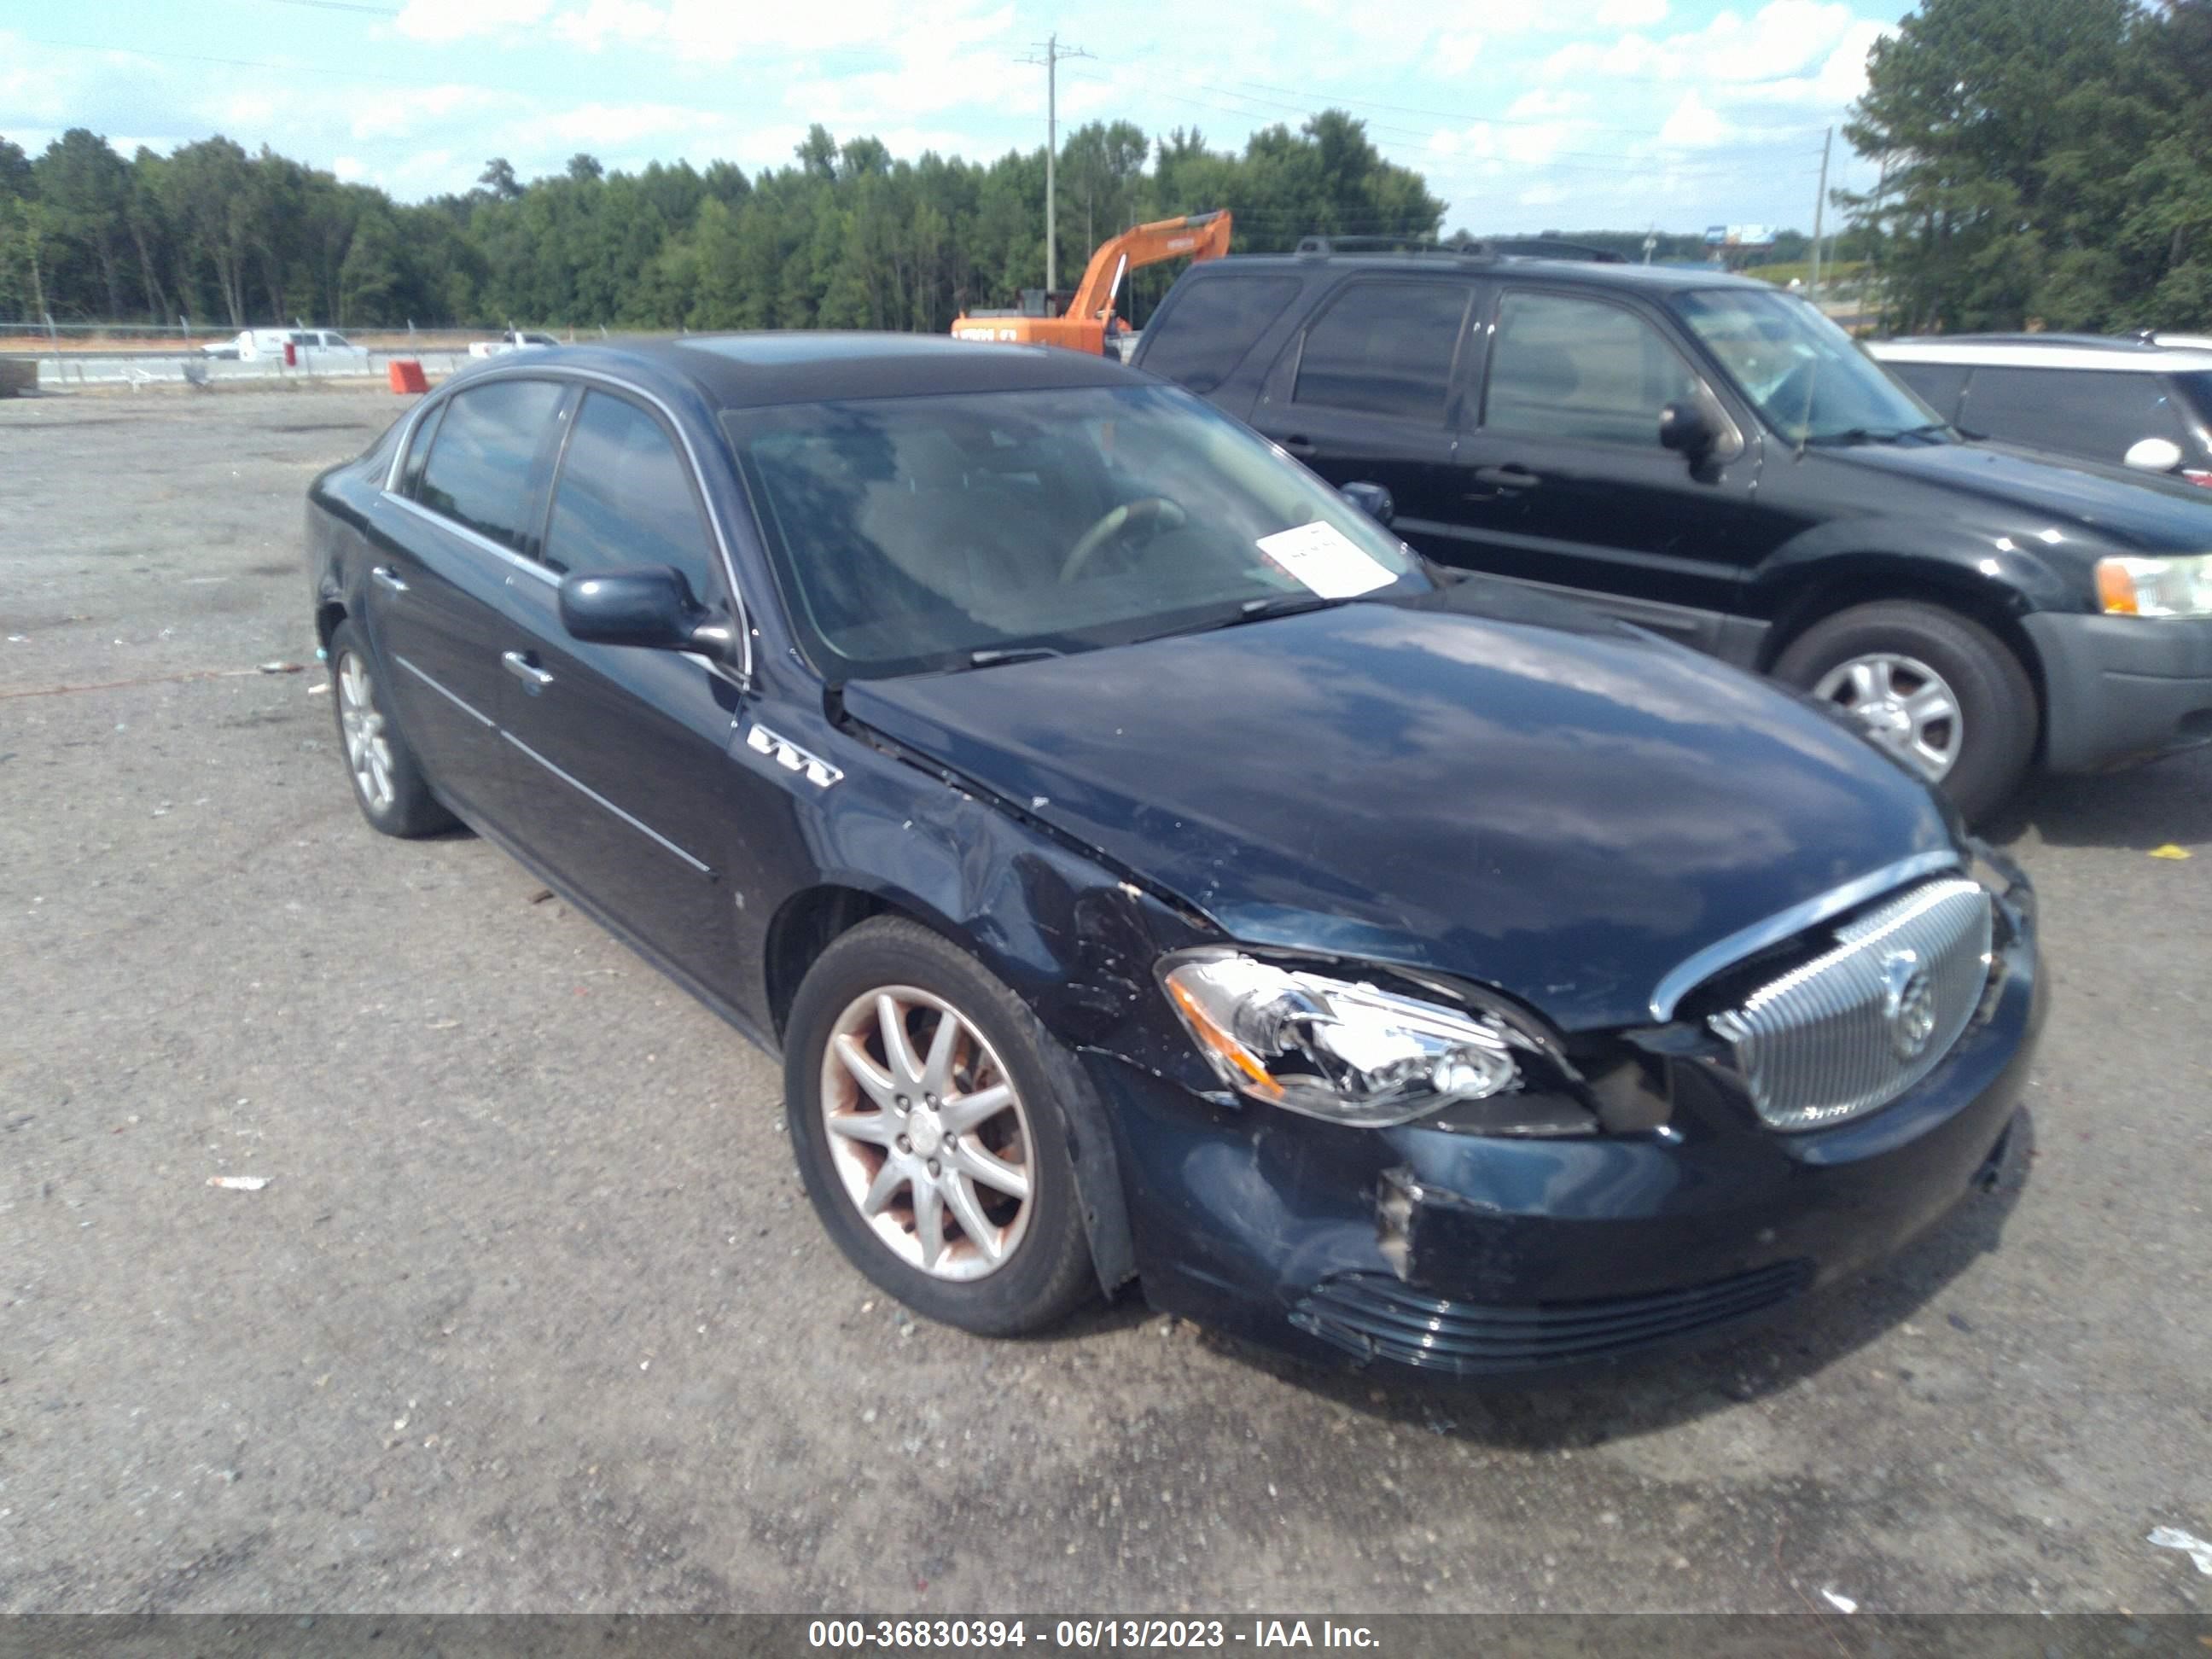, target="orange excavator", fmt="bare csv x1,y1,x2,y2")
951,209,1232,356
